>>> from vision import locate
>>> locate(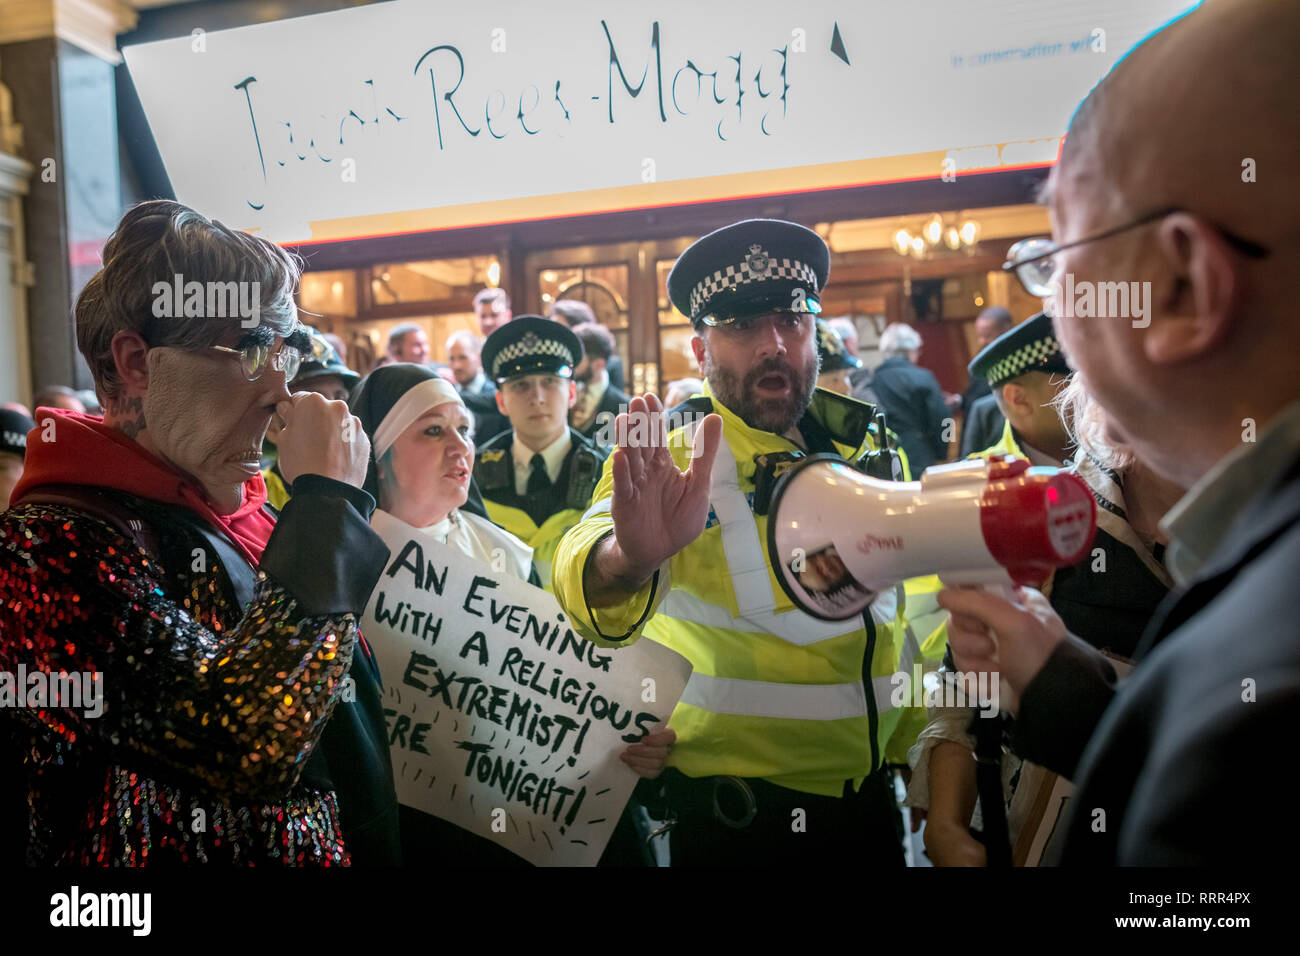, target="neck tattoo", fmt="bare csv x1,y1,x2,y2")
111,395,147,440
